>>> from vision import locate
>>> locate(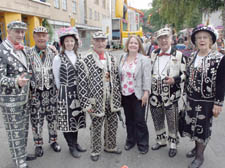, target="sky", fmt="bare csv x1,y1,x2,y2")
129,0,152,10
